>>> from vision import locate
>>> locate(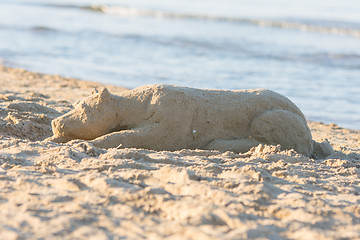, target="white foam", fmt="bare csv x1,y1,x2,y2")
92,5,360,38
